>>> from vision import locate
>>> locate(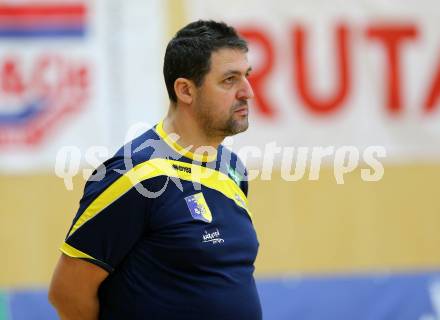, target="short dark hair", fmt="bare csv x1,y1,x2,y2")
163,20,248,103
